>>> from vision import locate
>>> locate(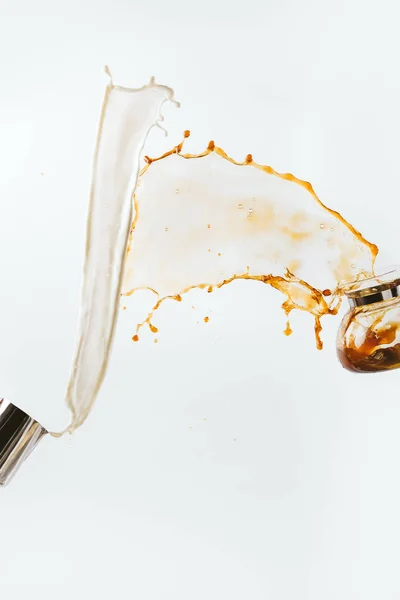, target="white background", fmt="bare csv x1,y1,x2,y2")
1,0,400,598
